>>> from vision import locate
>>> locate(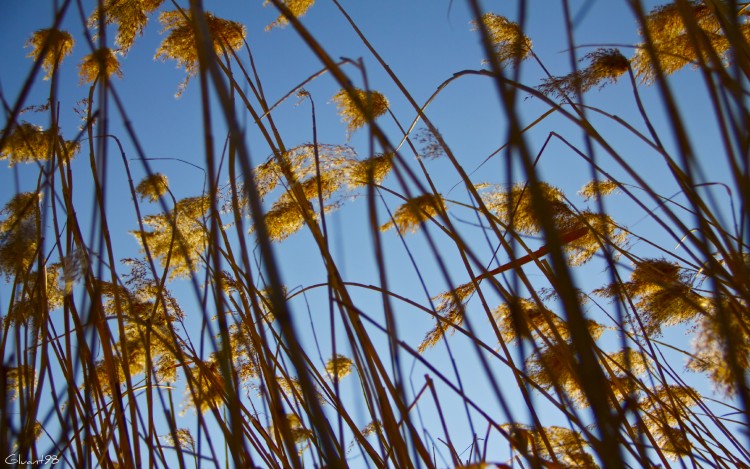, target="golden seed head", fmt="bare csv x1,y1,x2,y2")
25,29,74,79
332,88,389,136
472,13,532,66
79,47,123,84
156,10,246,96
380,193,444,234
136,173,170,202
265,0,316,30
